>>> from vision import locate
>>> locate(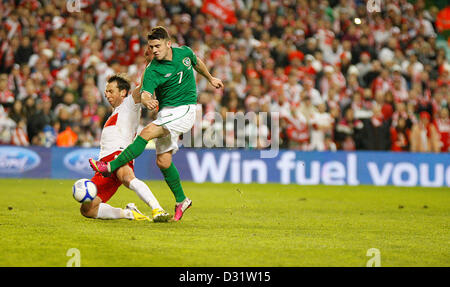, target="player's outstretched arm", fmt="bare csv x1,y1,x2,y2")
141,90,159,110
132,70,148,104
194,56,224,89
132,85,142,104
